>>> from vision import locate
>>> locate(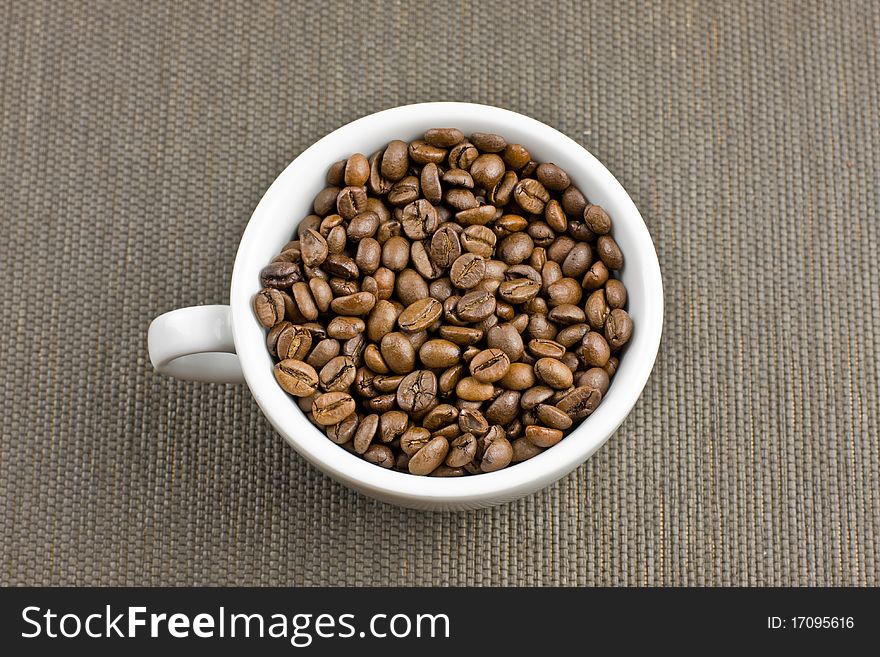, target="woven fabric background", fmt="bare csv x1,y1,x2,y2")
1,0,878,586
